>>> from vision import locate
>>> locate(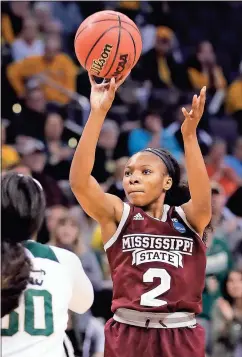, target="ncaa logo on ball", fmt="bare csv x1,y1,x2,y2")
90,44,113,76
113,54,128,78
173,221,186,234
